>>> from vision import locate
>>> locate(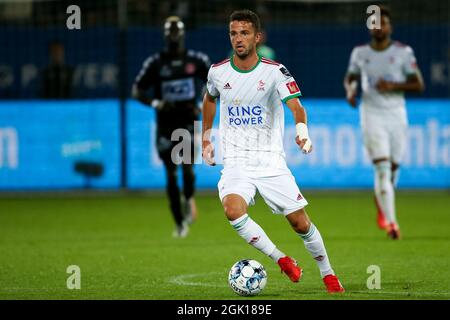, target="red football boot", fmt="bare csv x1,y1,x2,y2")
387,223,401,240
323,274,345,293
278,256,302,283
374,196,388,230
